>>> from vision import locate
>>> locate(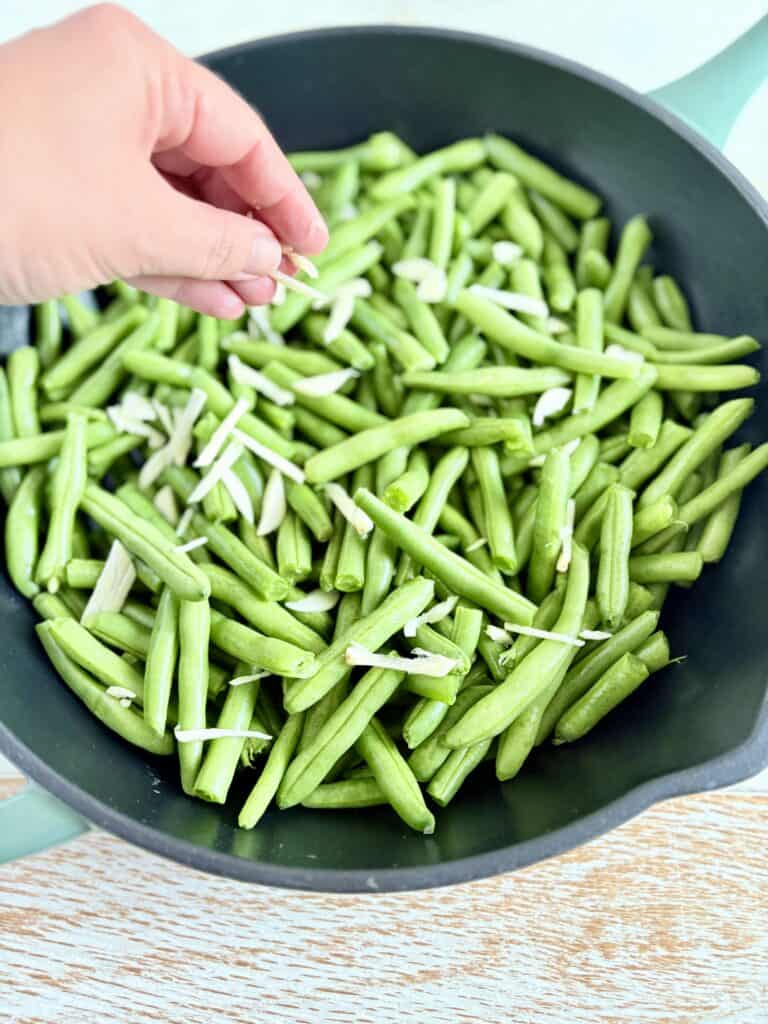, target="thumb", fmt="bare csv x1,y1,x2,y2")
117,170,283,282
